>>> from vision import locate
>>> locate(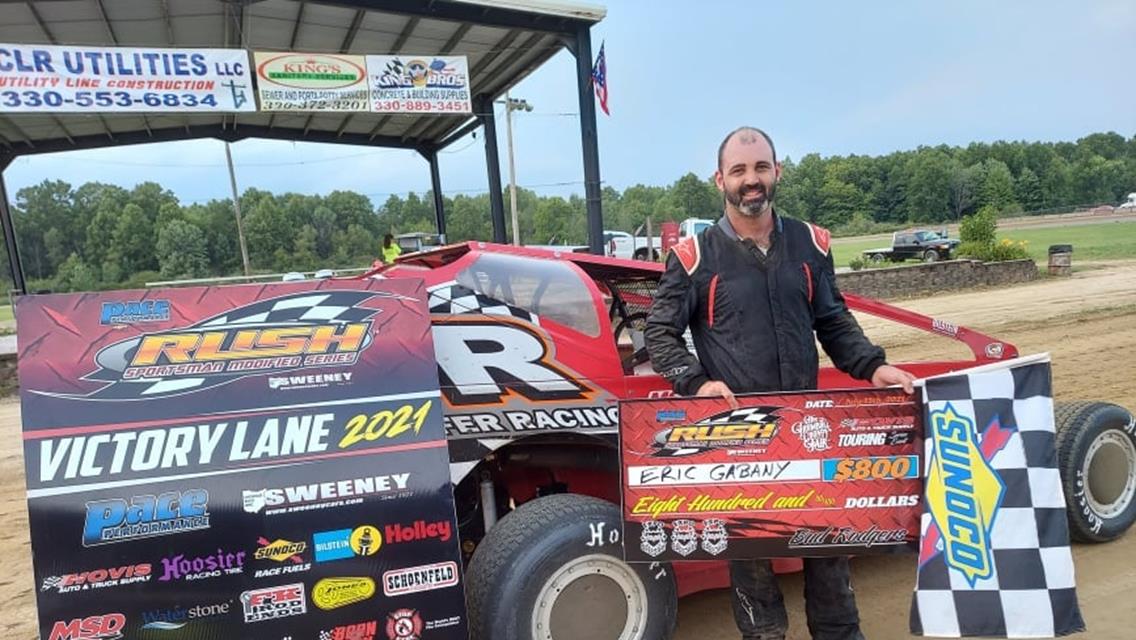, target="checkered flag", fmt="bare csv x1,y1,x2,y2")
428,282,539,325
650,406,781,457
911,356,1085,637
196,291,379,327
